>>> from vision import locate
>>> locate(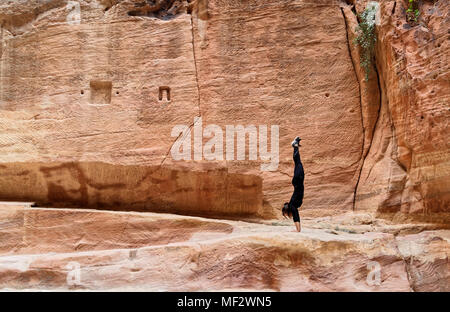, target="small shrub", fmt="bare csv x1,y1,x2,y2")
353,3,378,81
406,0,420,24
